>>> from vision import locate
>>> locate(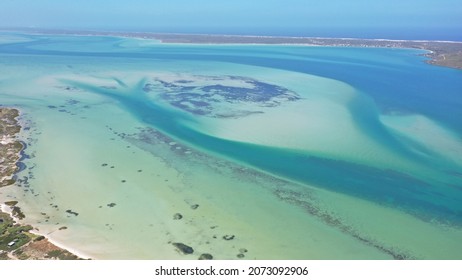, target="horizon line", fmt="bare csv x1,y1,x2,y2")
1,27,462,44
